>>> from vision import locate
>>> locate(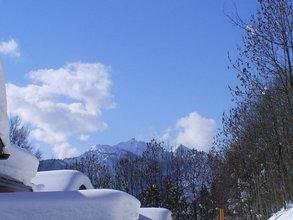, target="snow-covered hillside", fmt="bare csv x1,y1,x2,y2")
268,203,293,220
